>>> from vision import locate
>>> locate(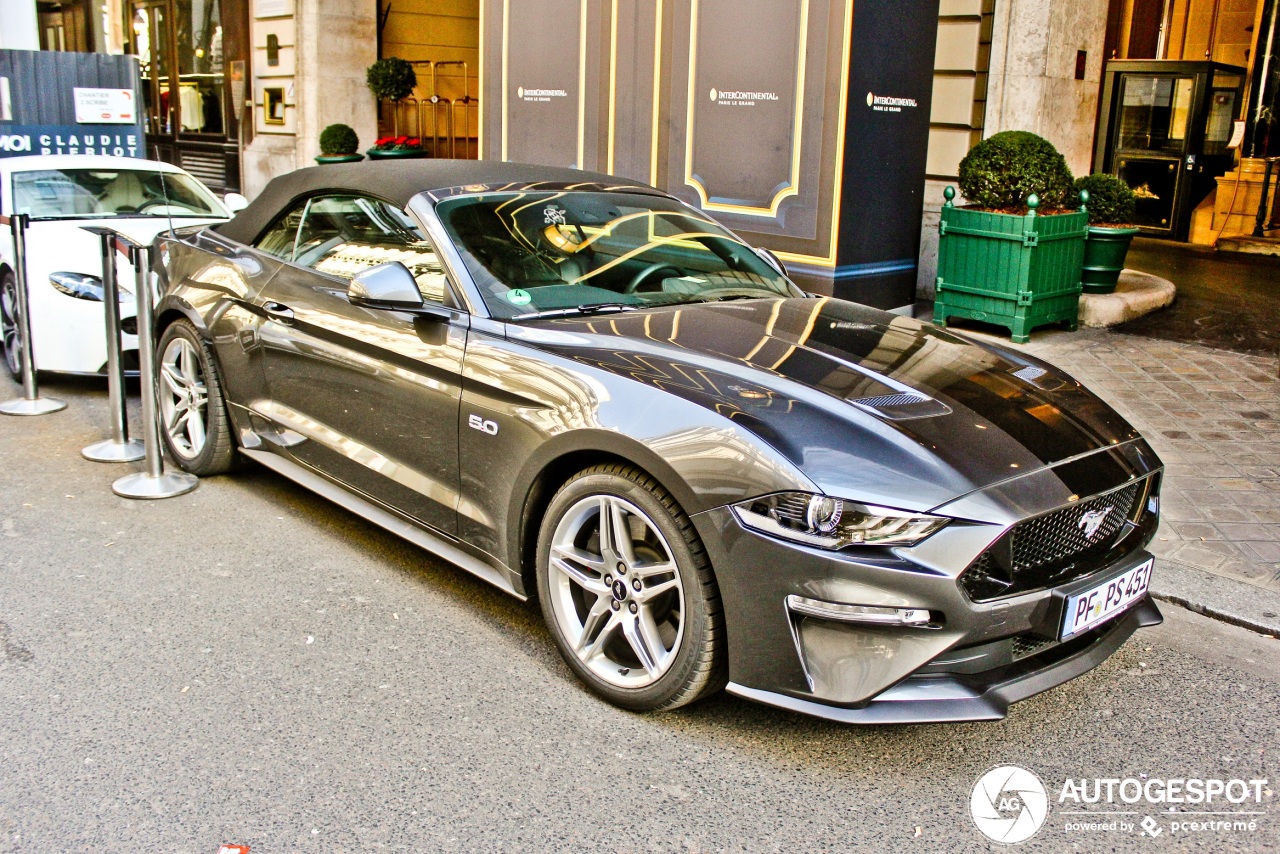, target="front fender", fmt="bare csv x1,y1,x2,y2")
458,329,817,578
